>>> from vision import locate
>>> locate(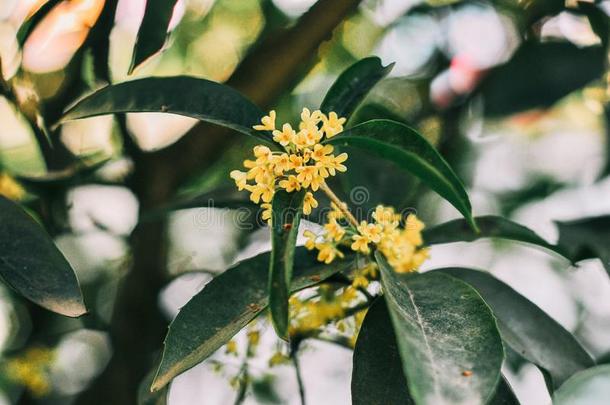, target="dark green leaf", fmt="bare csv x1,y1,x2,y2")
423,215,572,262
129,0,179,74
0,197,86,317
353,300,519,405
138,369,167,405
320,57,394,119
480,42,605,117
554,365,610,405
325,119,475,229
556,216,610,275
62,76,275,146
376,253,504,405
438,268,594,388
268,190,305,339
352,299,414,405
151,248,352,391
489,377,520,405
